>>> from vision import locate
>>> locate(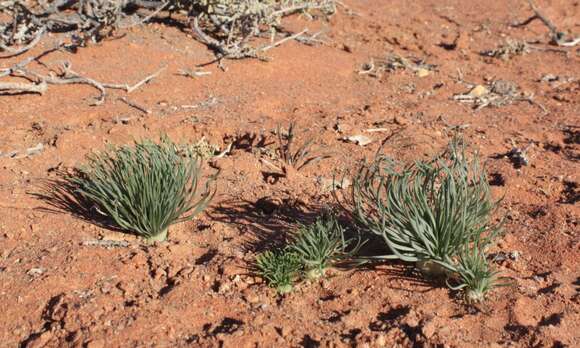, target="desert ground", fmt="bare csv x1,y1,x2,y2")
0,0,578,347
